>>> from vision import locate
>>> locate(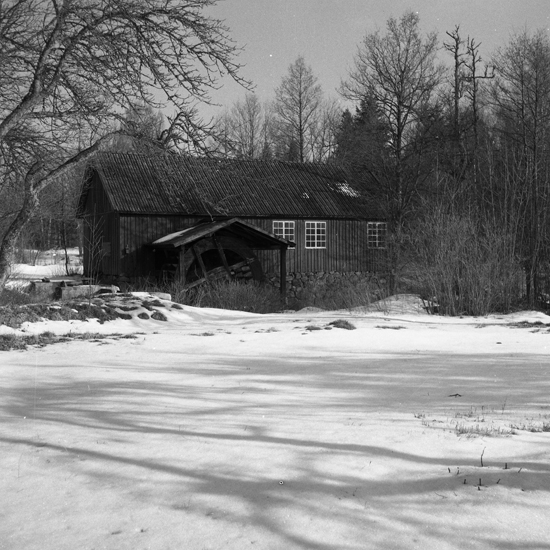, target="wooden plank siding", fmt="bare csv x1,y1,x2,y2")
119,215,204,278
103,212,120,276
114,215,386,278
81,172,120,276
238,218,386,274
78,154,388,282
84,209,385,278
